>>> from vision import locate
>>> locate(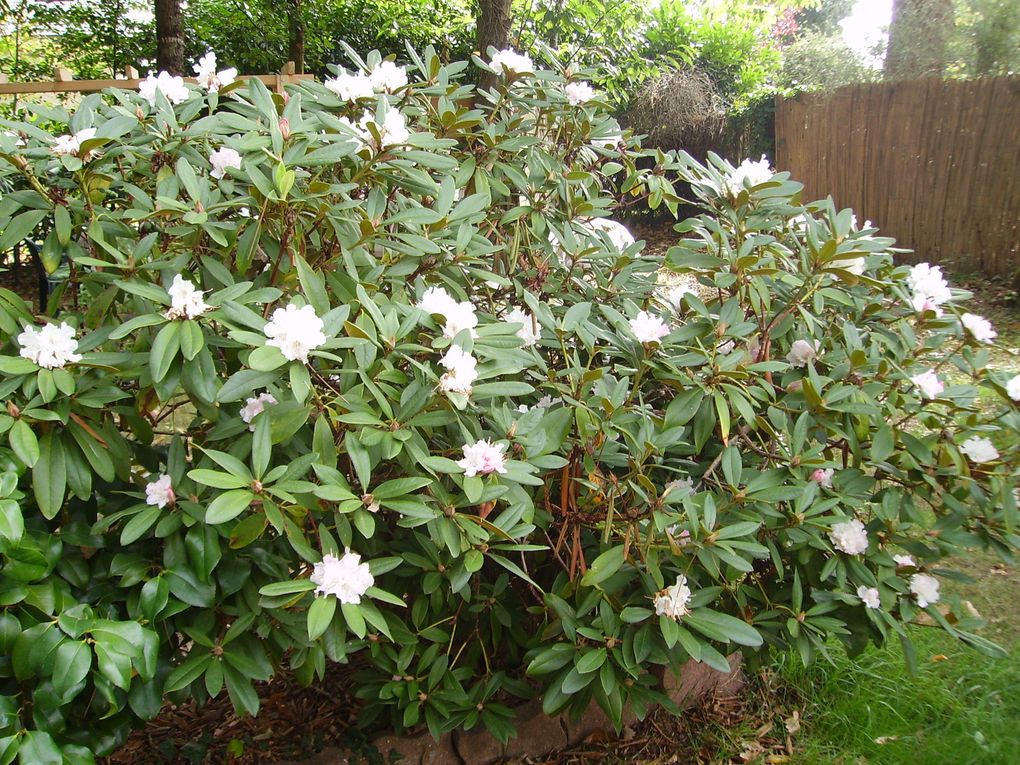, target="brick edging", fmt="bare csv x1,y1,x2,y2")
280,655,743,765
